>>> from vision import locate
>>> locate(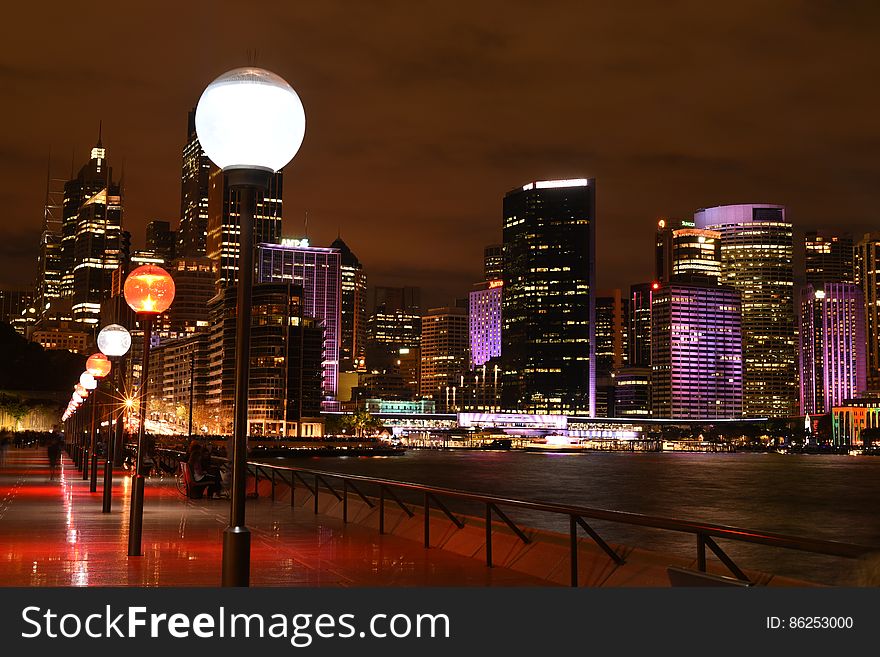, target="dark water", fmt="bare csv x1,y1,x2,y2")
271,450,880,585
